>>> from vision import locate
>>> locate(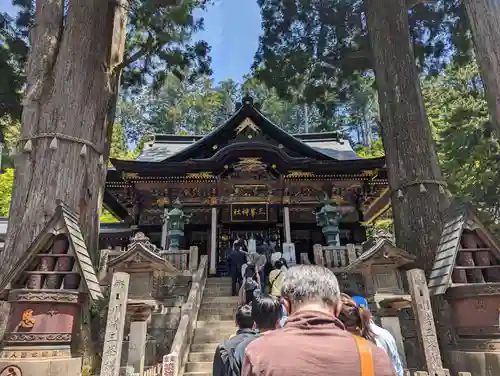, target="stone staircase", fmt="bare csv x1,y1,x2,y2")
184,277,240,376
